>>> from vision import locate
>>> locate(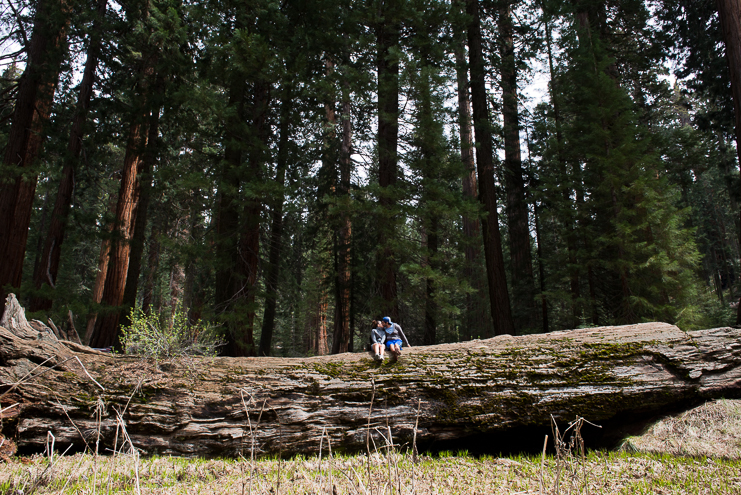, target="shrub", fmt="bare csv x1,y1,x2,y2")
120,304,222,358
